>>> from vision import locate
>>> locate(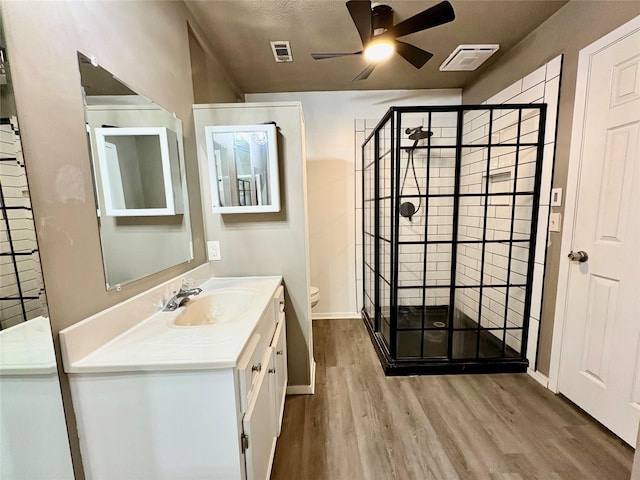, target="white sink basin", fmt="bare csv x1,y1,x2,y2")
172,289,255,327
